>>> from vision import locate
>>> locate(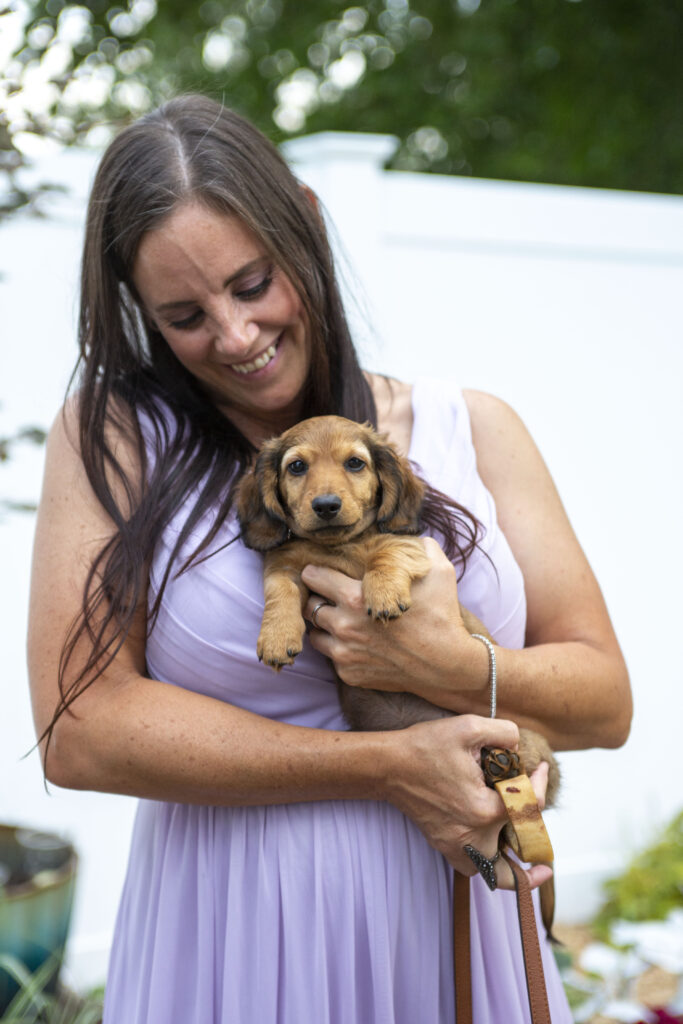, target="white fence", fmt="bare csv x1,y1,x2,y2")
1,135,682,987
